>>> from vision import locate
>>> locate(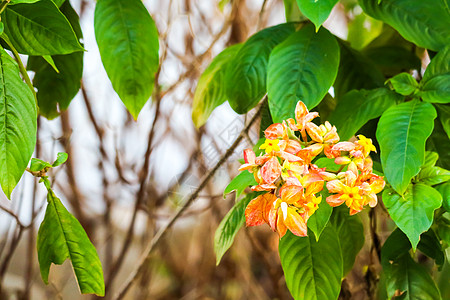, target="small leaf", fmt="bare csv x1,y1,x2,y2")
267,24,339,122
30,159,52,172
307,188,332,240
225,23,297,114
328,88,401,141
295,0,339,30
279,226,343,300
214,194,254,265
0,48,37,199
94,0,159,119
377,100,437,194
52,152,68,167
2,0,83,55
192,44,242,127
387,72,418,96
359,0,450,51
382,184,442,249
42,55,59,73
330,206,365,275
223,171,257,199
417,166,450,186
37,191,105,296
